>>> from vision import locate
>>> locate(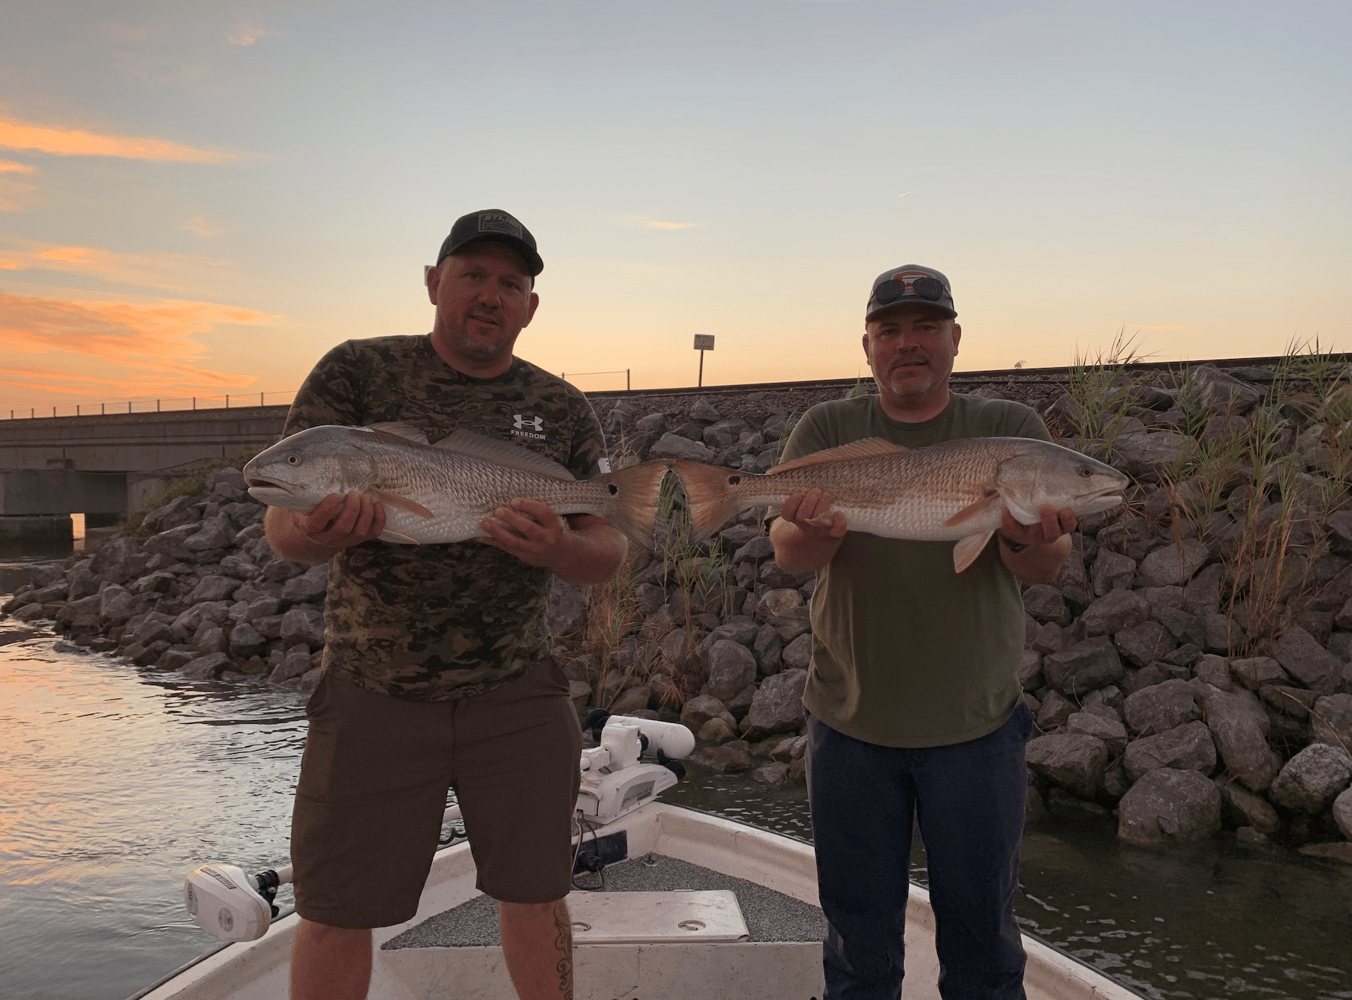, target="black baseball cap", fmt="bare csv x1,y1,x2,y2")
866,265,956,320
435,209,543,276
